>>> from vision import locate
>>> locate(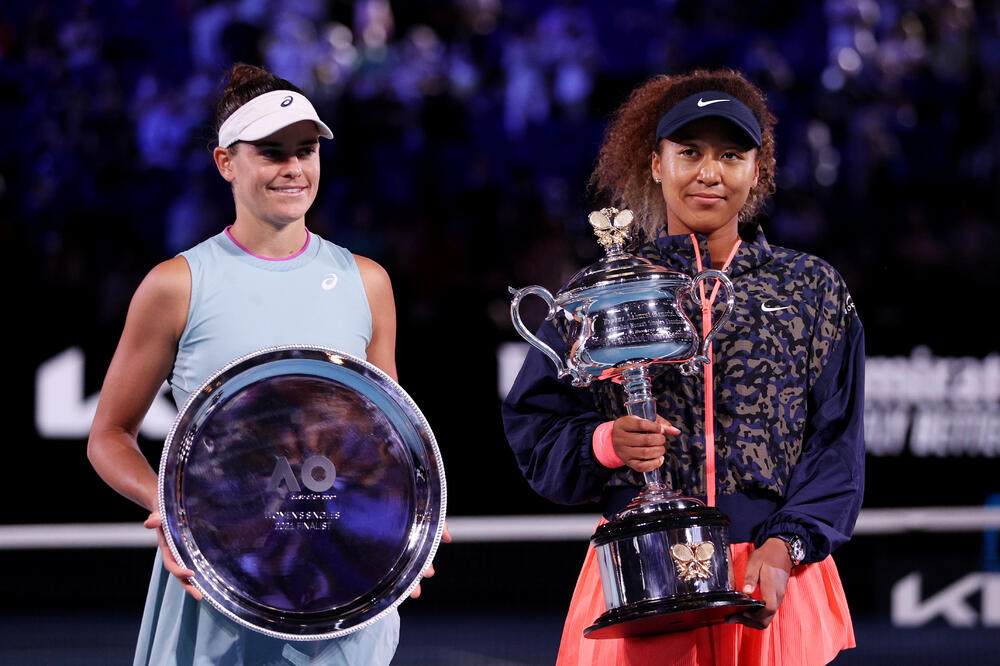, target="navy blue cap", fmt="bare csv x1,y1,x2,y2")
655,90,762,147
